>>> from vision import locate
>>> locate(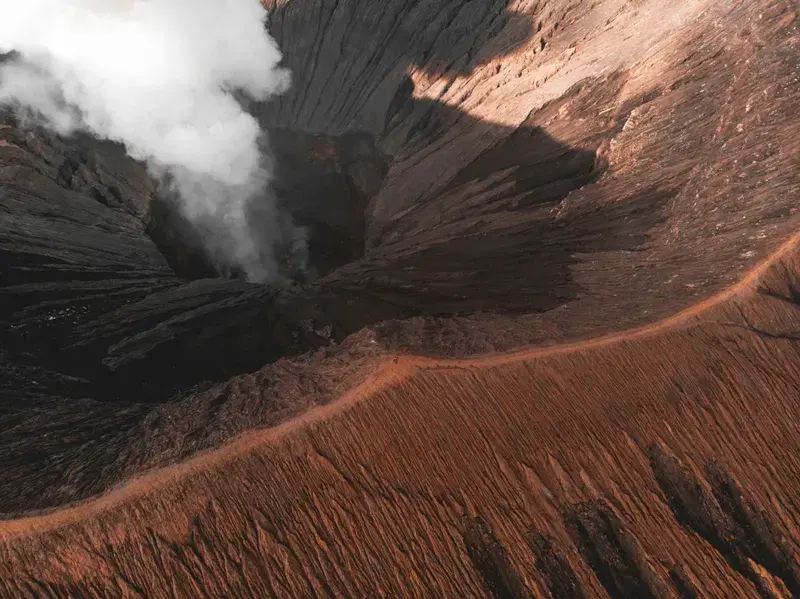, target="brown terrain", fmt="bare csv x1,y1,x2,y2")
0,0,798,596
